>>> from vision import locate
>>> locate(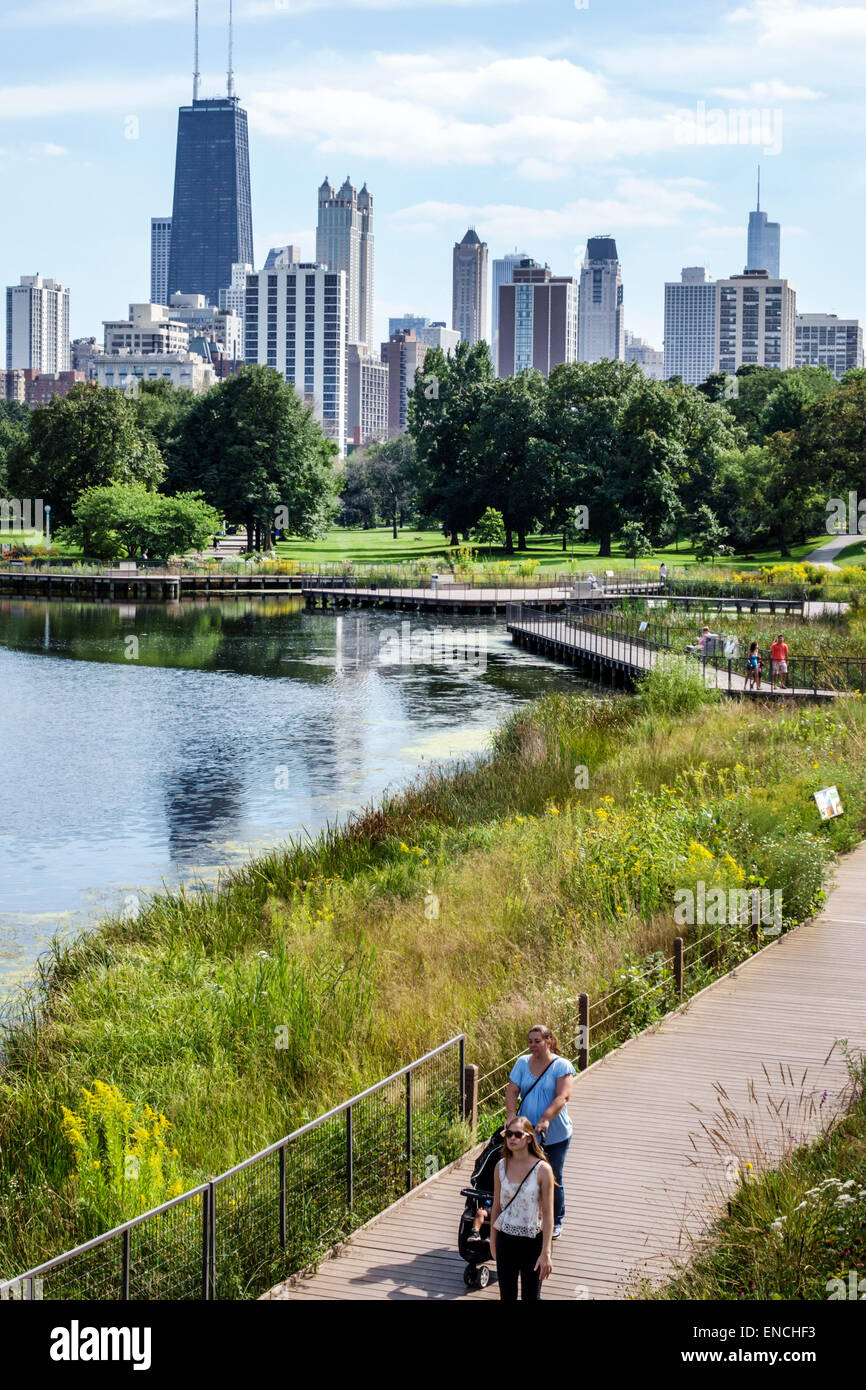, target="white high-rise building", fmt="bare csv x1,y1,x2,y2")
795,314,862,379
244,264,347,455
663,267,717,385
577,237,624,363
5,274,70,372
103,303,189,356
715,270,796,373
491,251,529,374
150,218,172,305
624,330,664,380
168,293,243,360
219,261,254,320
316,177,374,349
